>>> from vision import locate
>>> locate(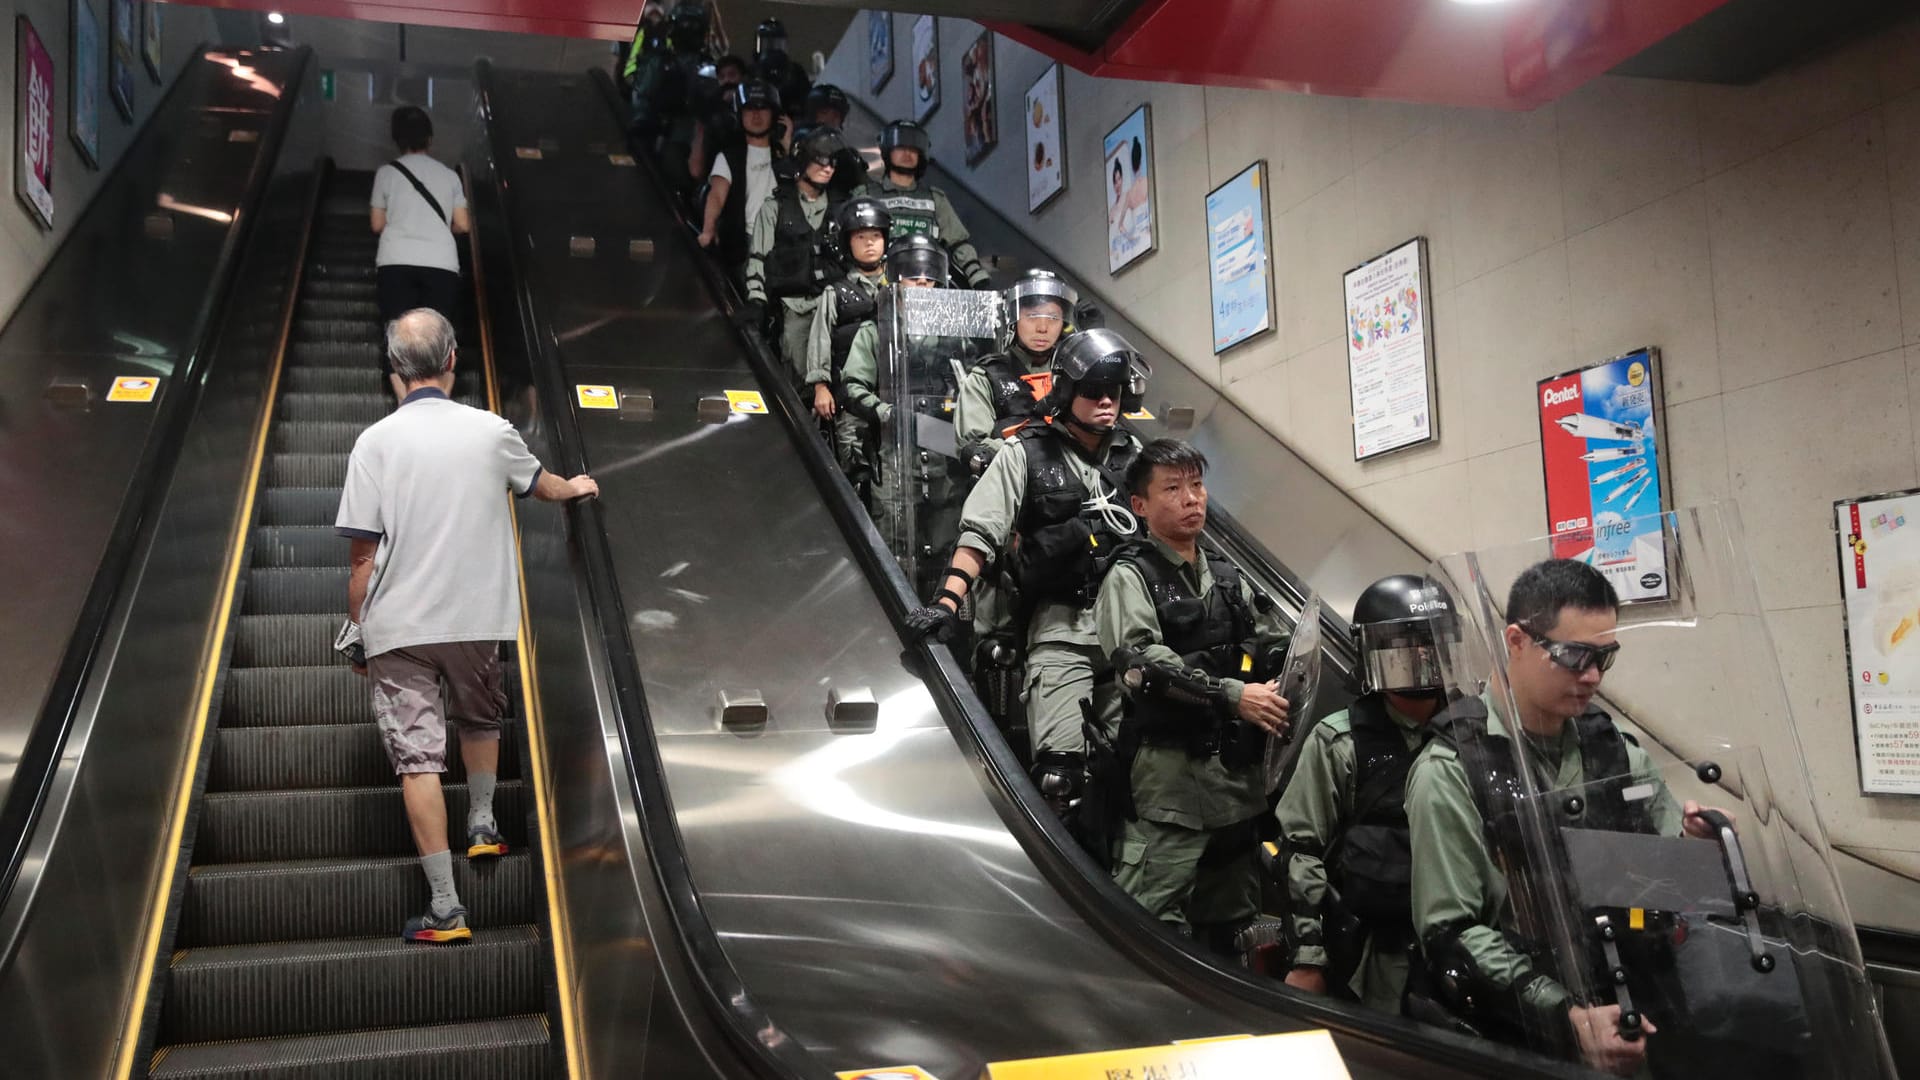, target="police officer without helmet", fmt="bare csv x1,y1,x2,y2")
370,107,470,353
699,79,786,277
955,270,1077,476
1097,439,1289,954
906,329,1152,818
1274,574,1453,1011
743,126,847,382
1407,558,1732,1075
858,120,994,290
